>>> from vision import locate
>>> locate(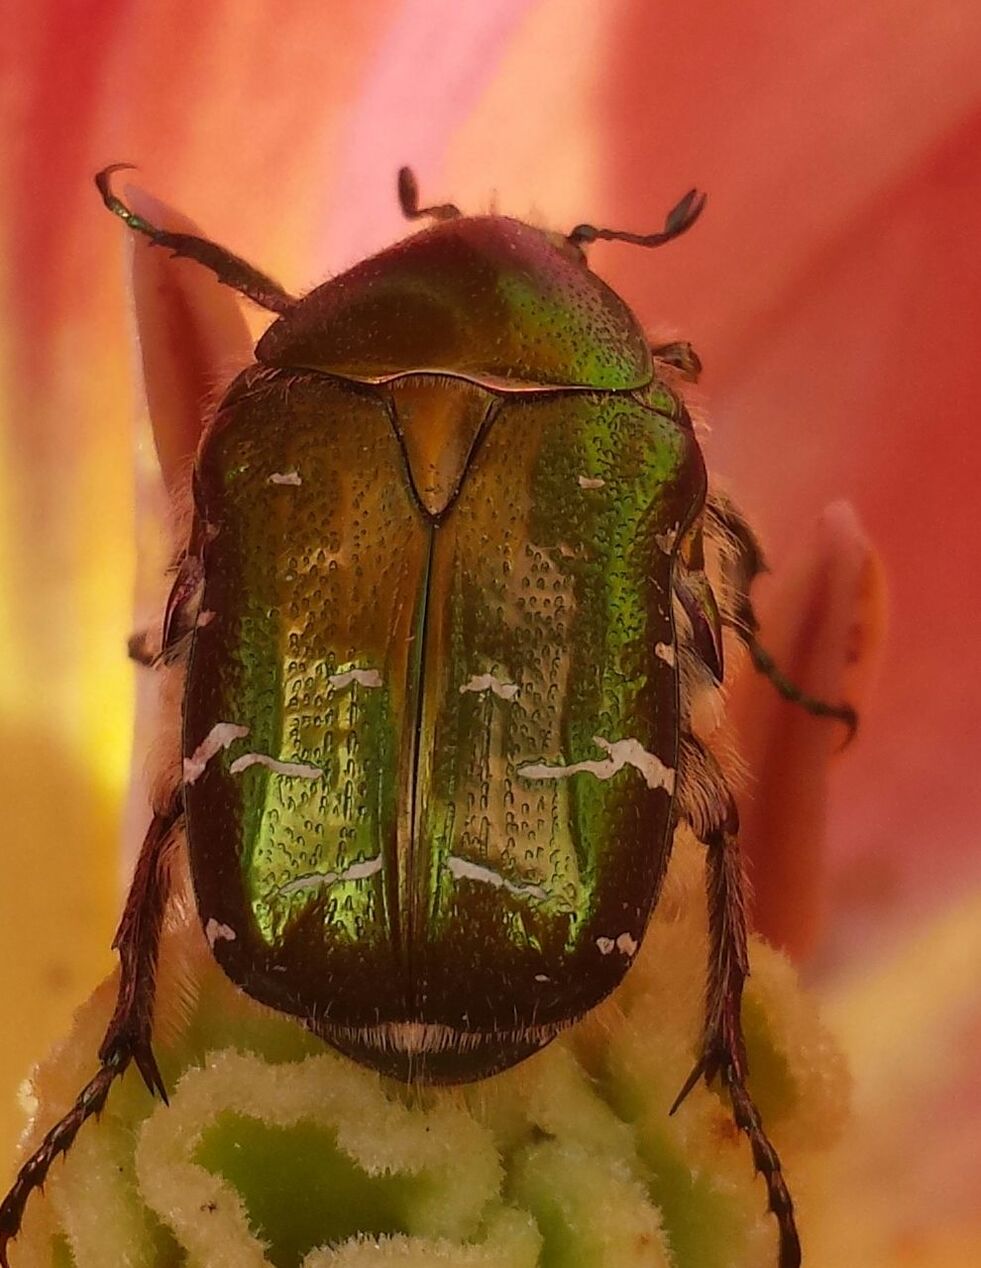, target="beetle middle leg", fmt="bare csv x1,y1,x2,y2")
0,791,181,1265
127,627,157,666
651,340,702,382
707,491,858,742
673,738,801,1268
